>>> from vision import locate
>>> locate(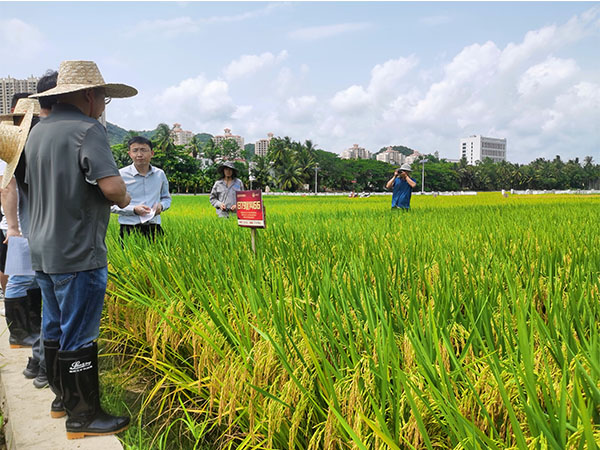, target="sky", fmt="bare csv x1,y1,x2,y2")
1,1,599,164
